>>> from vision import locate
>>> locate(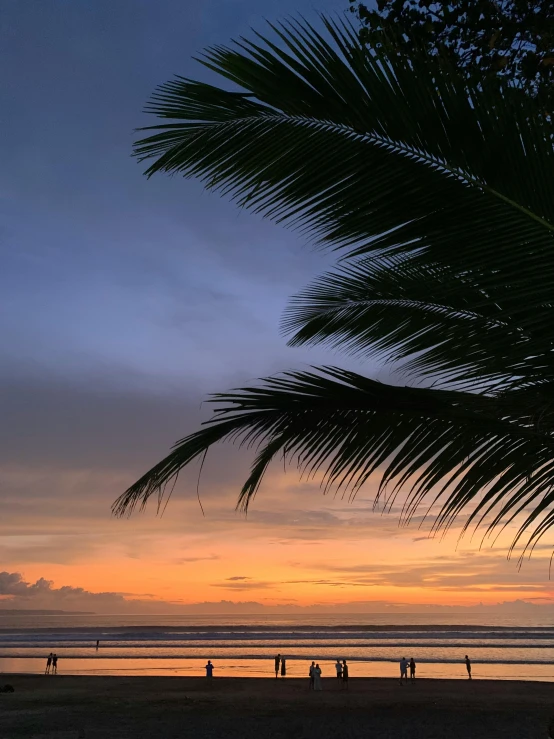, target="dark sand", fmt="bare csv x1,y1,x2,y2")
1,675,552,739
